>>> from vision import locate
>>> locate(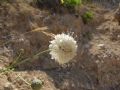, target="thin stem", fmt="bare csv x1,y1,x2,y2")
12,49,50,67
0,67,14,75
17,74,30,86
22,27,48,35
10,50,23,68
